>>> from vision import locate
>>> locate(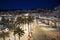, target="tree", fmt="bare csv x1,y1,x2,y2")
14,27,24,40
13,17,25,40
24,15,34,33
0,31,9,40
1,16,9,25
16,17,23,24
